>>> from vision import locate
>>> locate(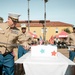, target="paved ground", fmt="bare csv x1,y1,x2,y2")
58,48,75,62
58,48,69,57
